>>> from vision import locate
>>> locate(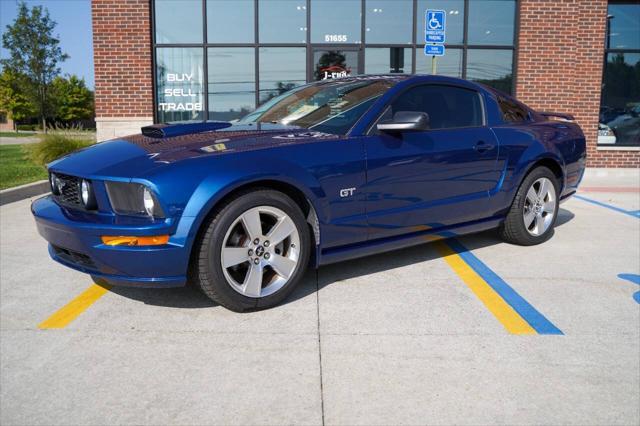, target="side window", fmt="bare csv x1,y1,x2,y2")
497,96,530,123
389,85,484,130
